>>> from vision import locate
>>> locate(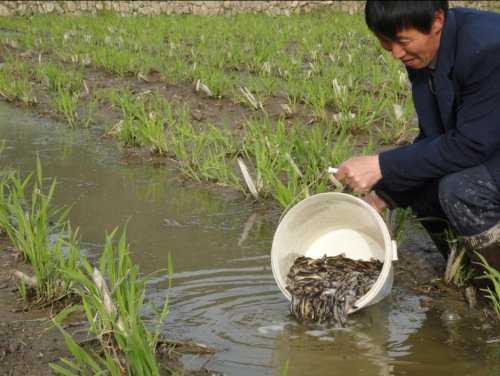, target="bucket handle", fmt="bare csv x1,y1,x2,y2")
327,167,347,192
392,240,398,261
